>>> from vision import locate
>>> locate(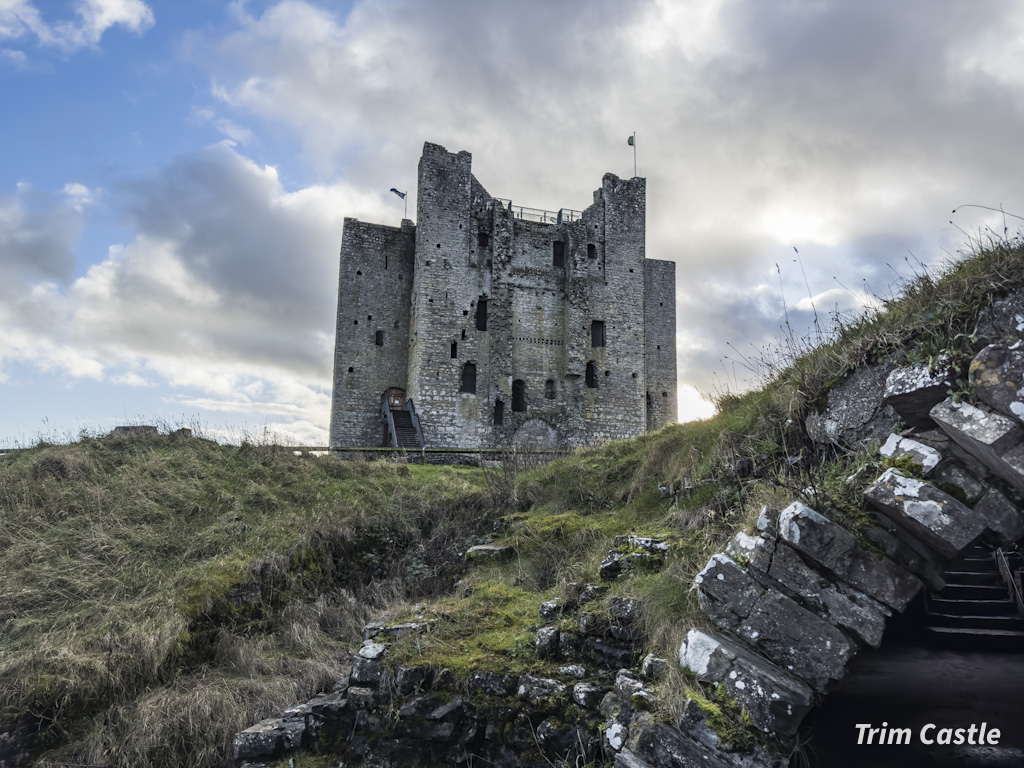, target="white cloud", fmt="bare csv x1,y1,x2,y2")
1,143,386,443
0,0,153,53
